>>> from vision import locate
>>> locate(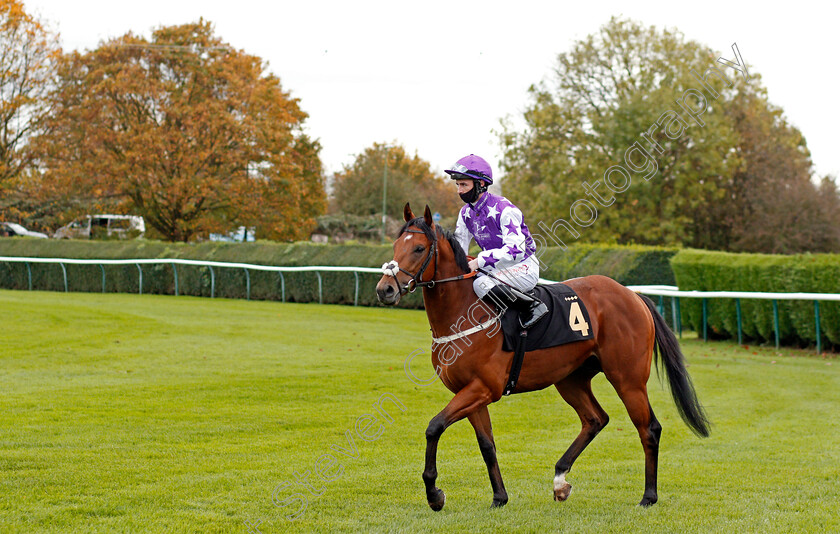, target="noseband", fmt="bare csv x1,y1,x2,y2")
381,227,475,295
